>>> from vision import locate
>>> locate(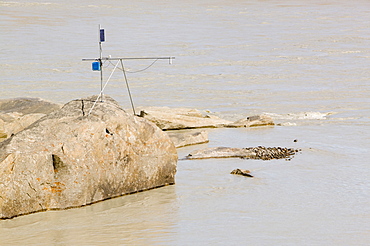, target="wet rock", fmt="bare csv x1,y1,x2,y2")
166,130,209,148
226,115,275,128
230,169,253,177
0,95,177,219
187,146,299,160
187,147,254,159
